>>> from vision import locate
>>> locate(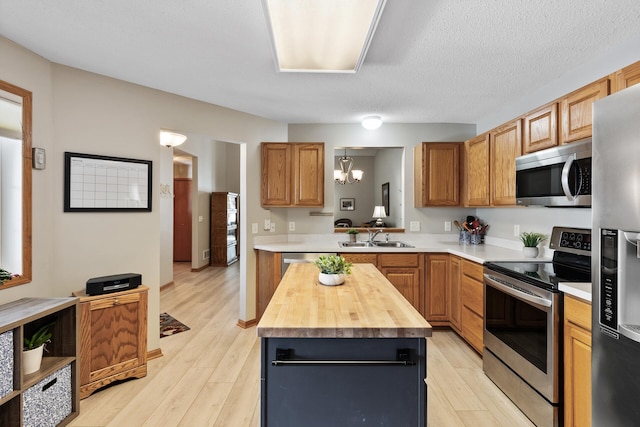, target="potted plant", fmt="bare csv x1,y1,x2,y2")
314,255,353,286
23,324,53,375
346,228,359,242
0,268,18,286
519,232,548,258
